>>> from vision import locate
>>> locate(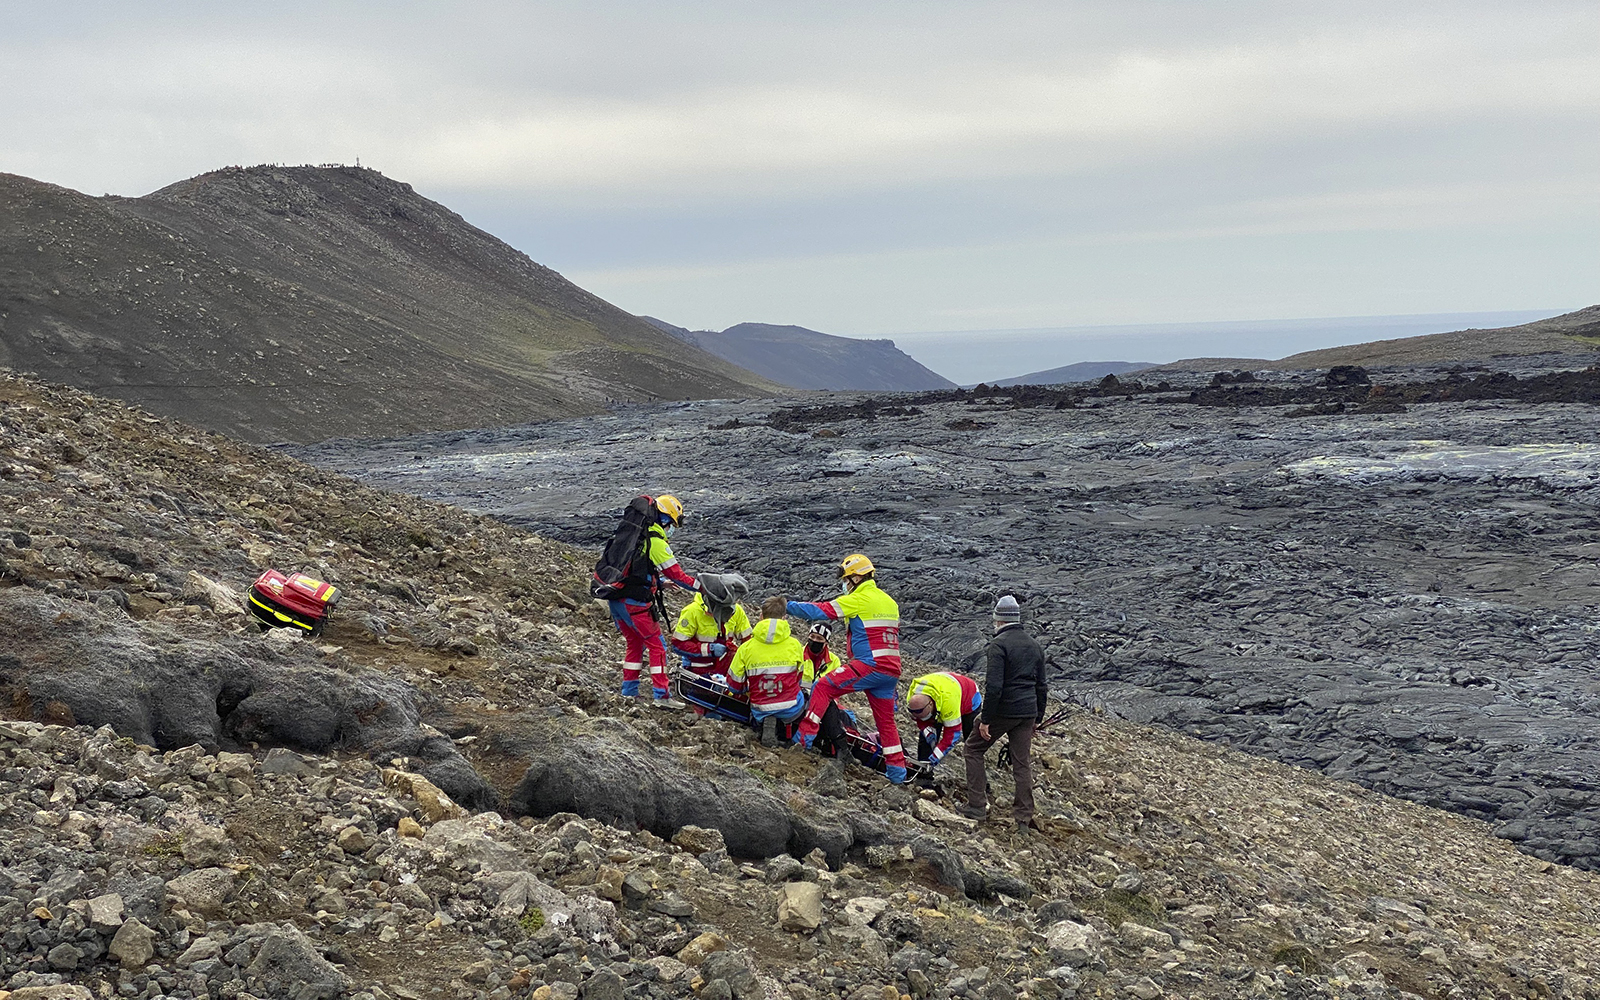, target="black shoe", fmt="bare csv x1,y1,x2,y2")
759,716,779,747
958,802,989,820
